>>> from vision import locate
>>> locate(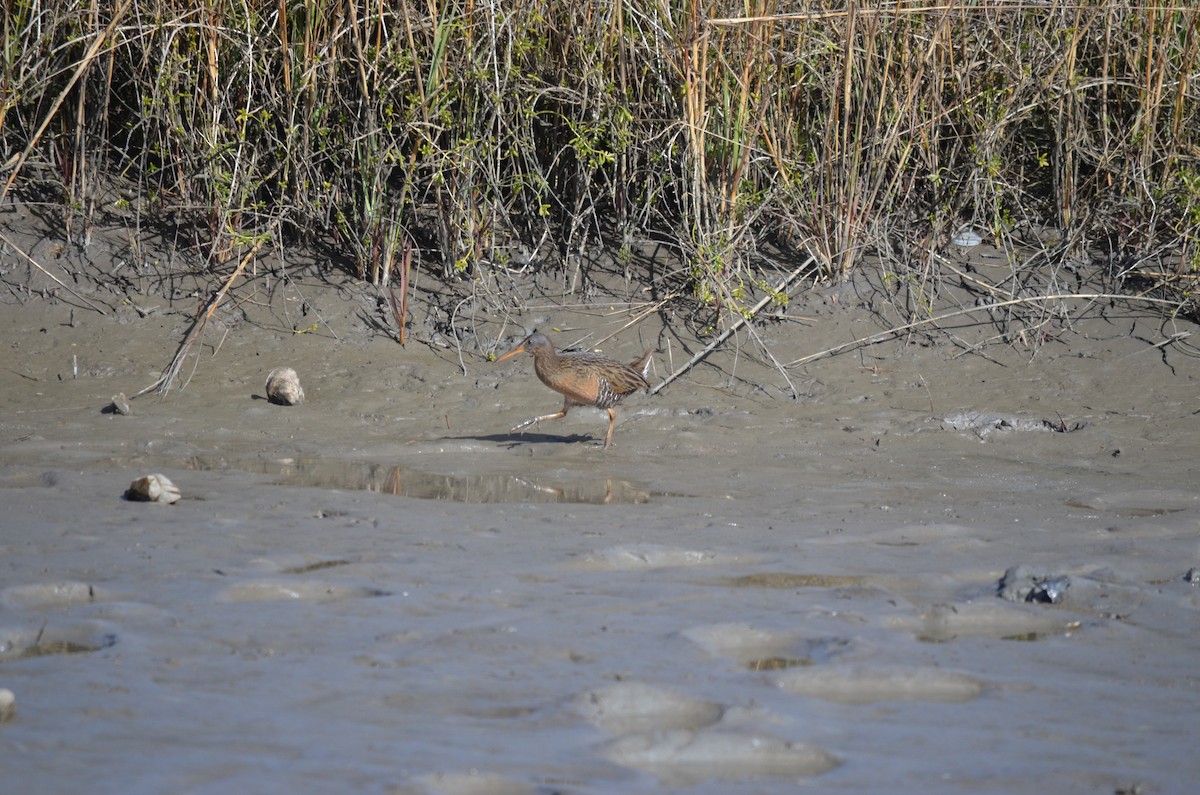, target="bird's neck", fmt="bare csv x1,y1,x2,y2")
532,349,560,377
